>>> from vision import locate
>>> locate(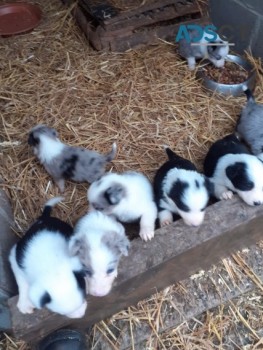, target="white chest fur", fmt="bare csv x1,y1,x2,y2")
38,135,65,163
